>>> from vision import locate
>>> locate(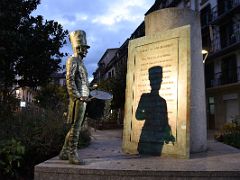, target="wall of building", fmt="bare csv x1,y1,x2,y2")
93,48,118,83
98,49,118,67
207,85,240,129
201,0,240,129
